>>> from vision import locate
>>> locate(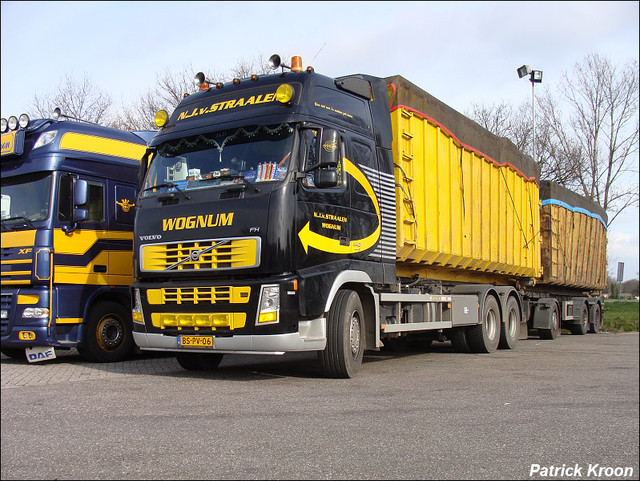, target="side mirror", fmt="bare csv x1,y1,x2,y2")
319,129,339,168
314,168,339,188
73,208,88,222
73,179,88,207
